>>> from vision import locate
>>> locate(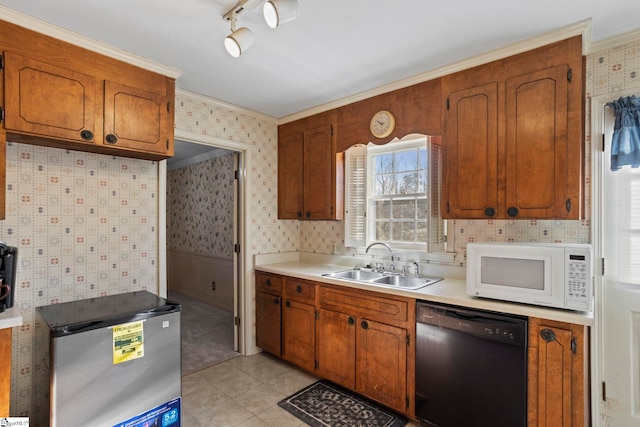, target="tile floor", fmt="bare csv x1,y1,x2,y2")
181,352,420,426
